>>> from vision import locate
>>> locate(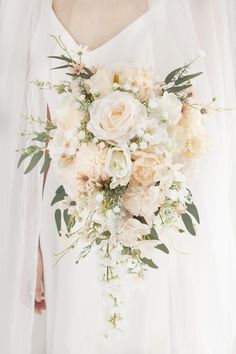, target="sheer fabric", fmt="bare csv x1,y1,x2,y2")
0,1,236,353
